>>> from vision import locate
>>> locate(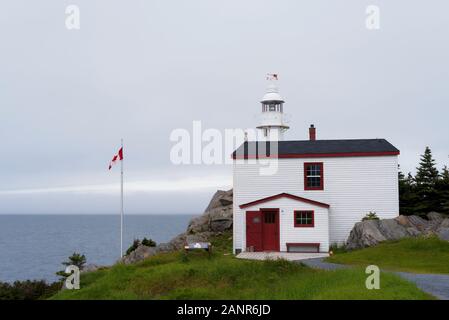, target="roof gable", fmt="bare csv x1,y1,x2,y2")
239,193,330,209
